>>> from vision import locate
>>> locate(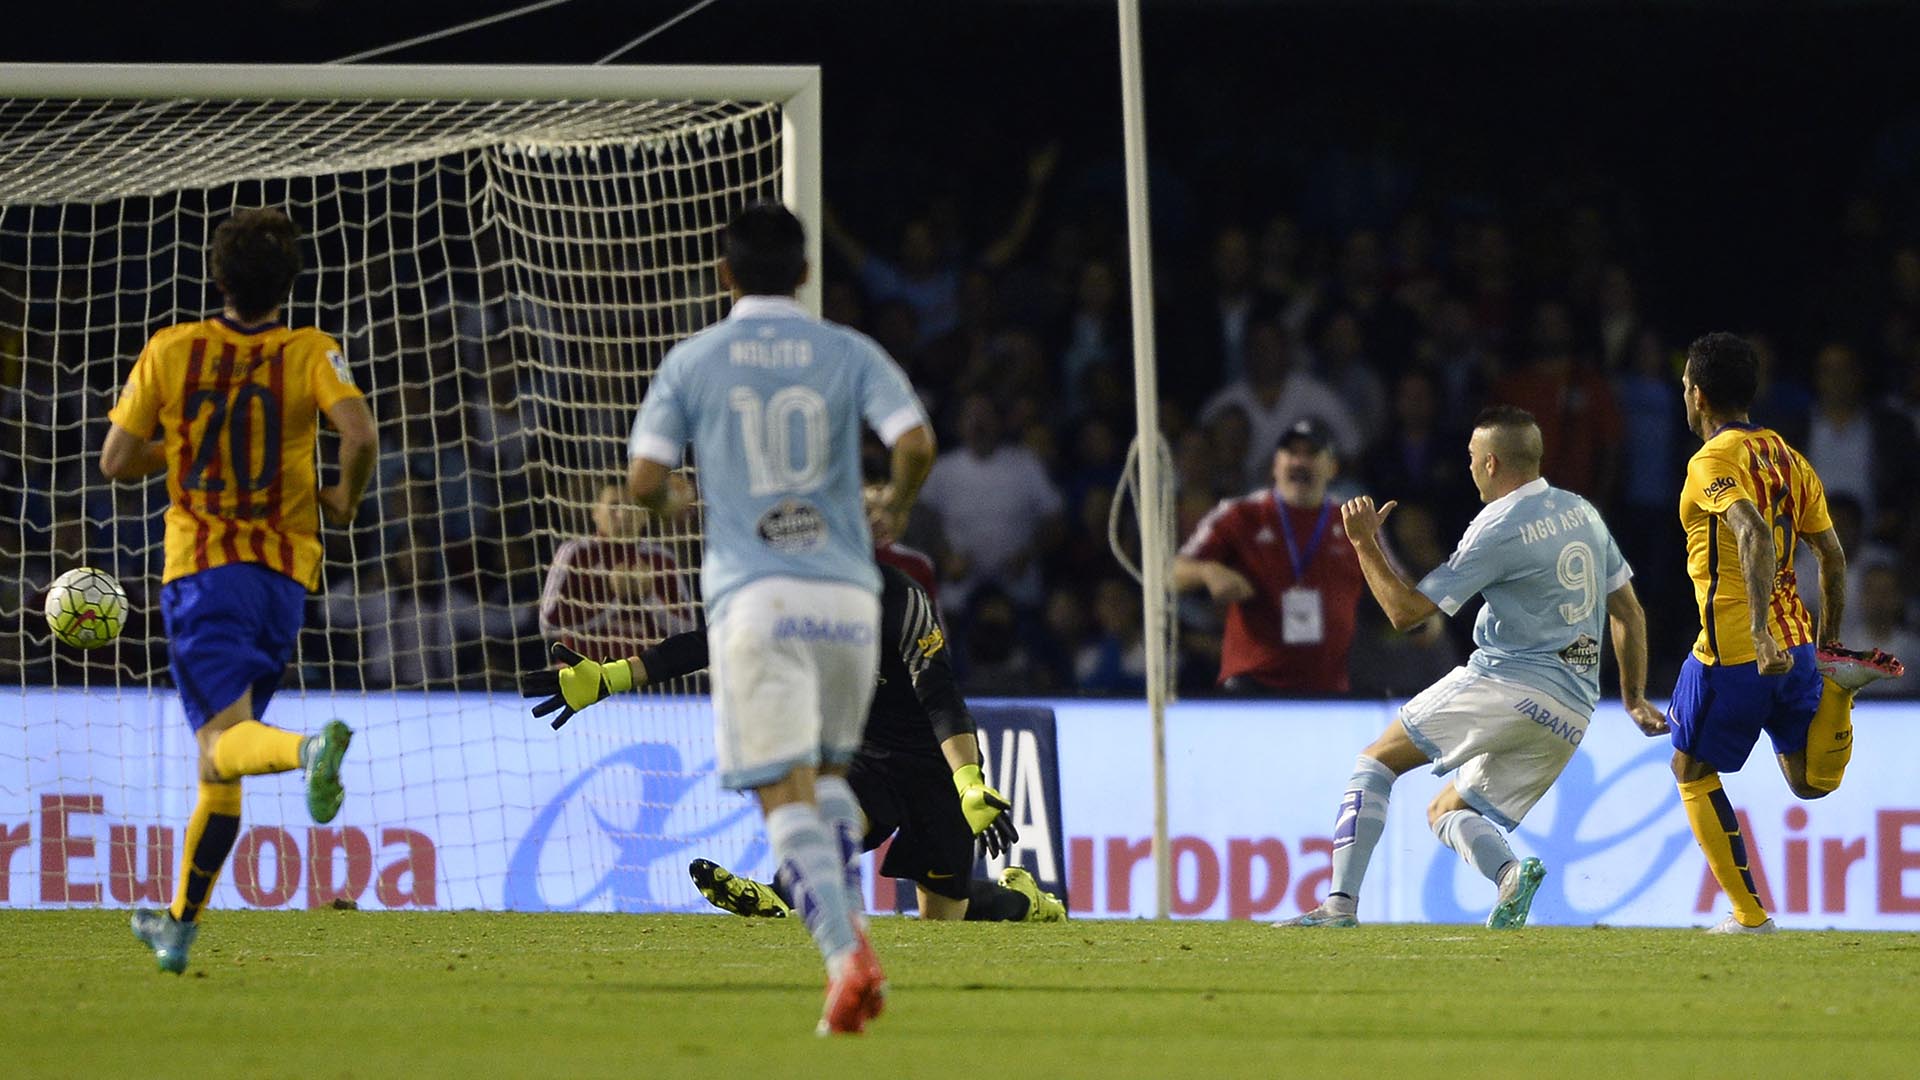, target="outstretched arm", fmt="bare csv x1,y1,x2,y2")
1340,497,1441,631
524,630,712,730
